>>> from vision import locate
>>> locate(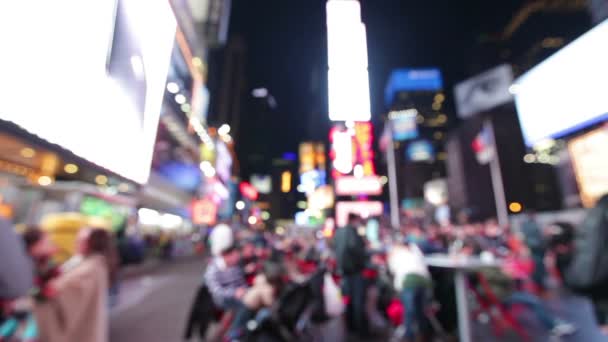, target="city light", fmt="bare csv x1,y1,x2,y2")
353,164,364,178
248,216,258,225
523,154,536,163
326,0,371,122
261,211,270,221
138,208,160,226
117,183,130,192
95,175,108,185
20,147,35,158
281,171,292,193
235,200,245,210
37,175,53,186
180,103,191,112
275,226,286,235
64,163,79,174
251,88,268,98
218,124,231,136
166,82,180,94
379,175,388,185
509,202,523,213
175,94,186,105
